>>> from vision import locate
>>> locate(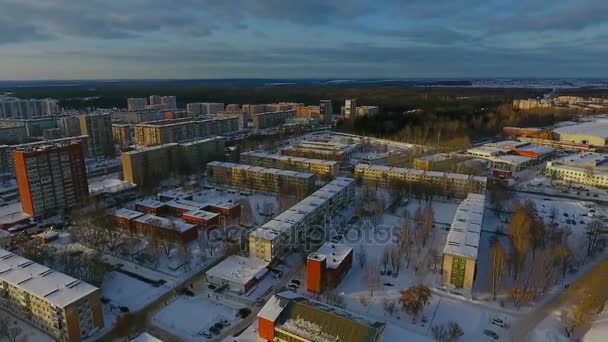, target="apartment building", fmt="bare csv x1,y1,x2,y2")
13,141,89,217
134,117,239,146
207,161,316,196
546,152,608,188
319,100,333,124
121,137,225,186
111,124,133,147
149,95,162,106
113,209,198,244
58,116,82,137
0,123,28,144
344,99,357,117
354,164,487,198
413,153,466,171
356,106,380,116
186,102,225,115
0,145,12,174
307,242,353,293
257,293,384,342
240,151,339,178
161,96,177,110
0,98,58,118
249,177,355,262
79,114,114,157
0,248,104,342
281,140,359,161
127,98,148,111
442,193,485,289
252,110,296,129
